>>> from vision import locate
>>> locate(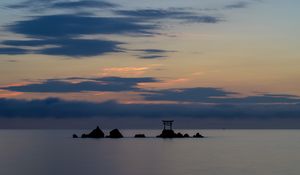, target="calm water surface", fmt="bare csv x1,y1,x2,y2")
0,129,299,175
